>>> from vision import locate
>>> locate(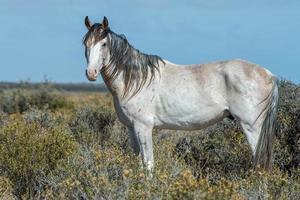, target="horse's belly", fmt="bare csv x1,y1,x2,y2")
153,103,226,130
